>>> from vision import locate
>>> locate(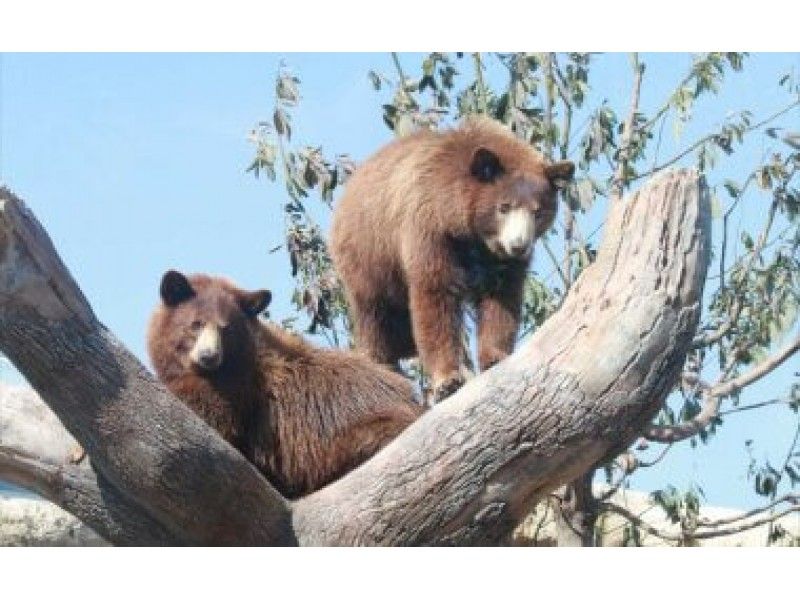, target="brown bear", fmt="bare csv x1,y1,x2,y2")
147,270,423,499
330,116,574,402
